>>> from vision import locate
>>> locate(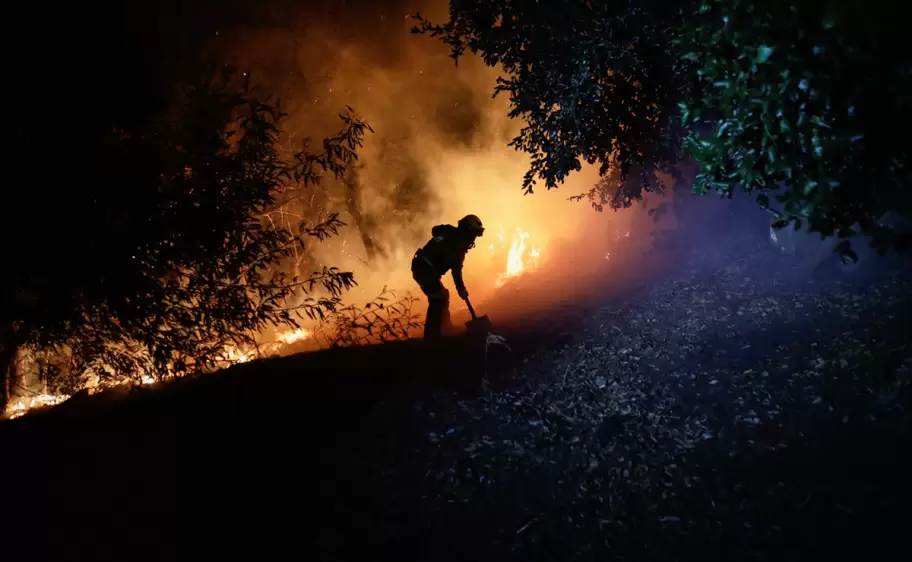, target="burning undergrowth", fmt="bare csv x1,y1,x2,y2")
4,286,425,420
